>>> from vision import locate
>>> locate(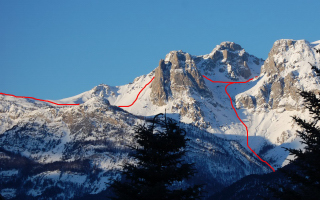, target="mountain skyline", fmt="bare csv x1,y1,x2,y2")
1,0,320,100
2,38,319,102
